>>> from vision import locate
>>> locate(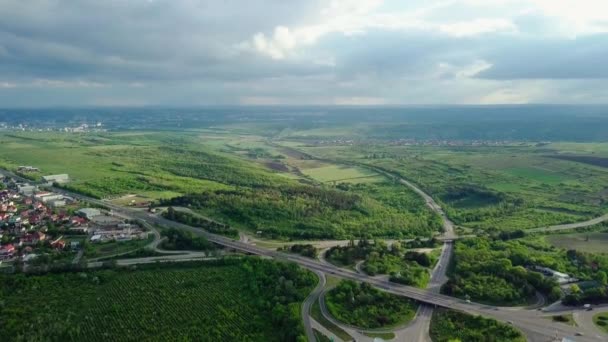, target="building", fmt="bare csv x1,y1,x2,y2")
0,244,16,259
49,200,66,208
17,184,37,196
18,166,40,172
40,194,64,203
533,266,577,284
42,174,69,185
77,208,101,219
